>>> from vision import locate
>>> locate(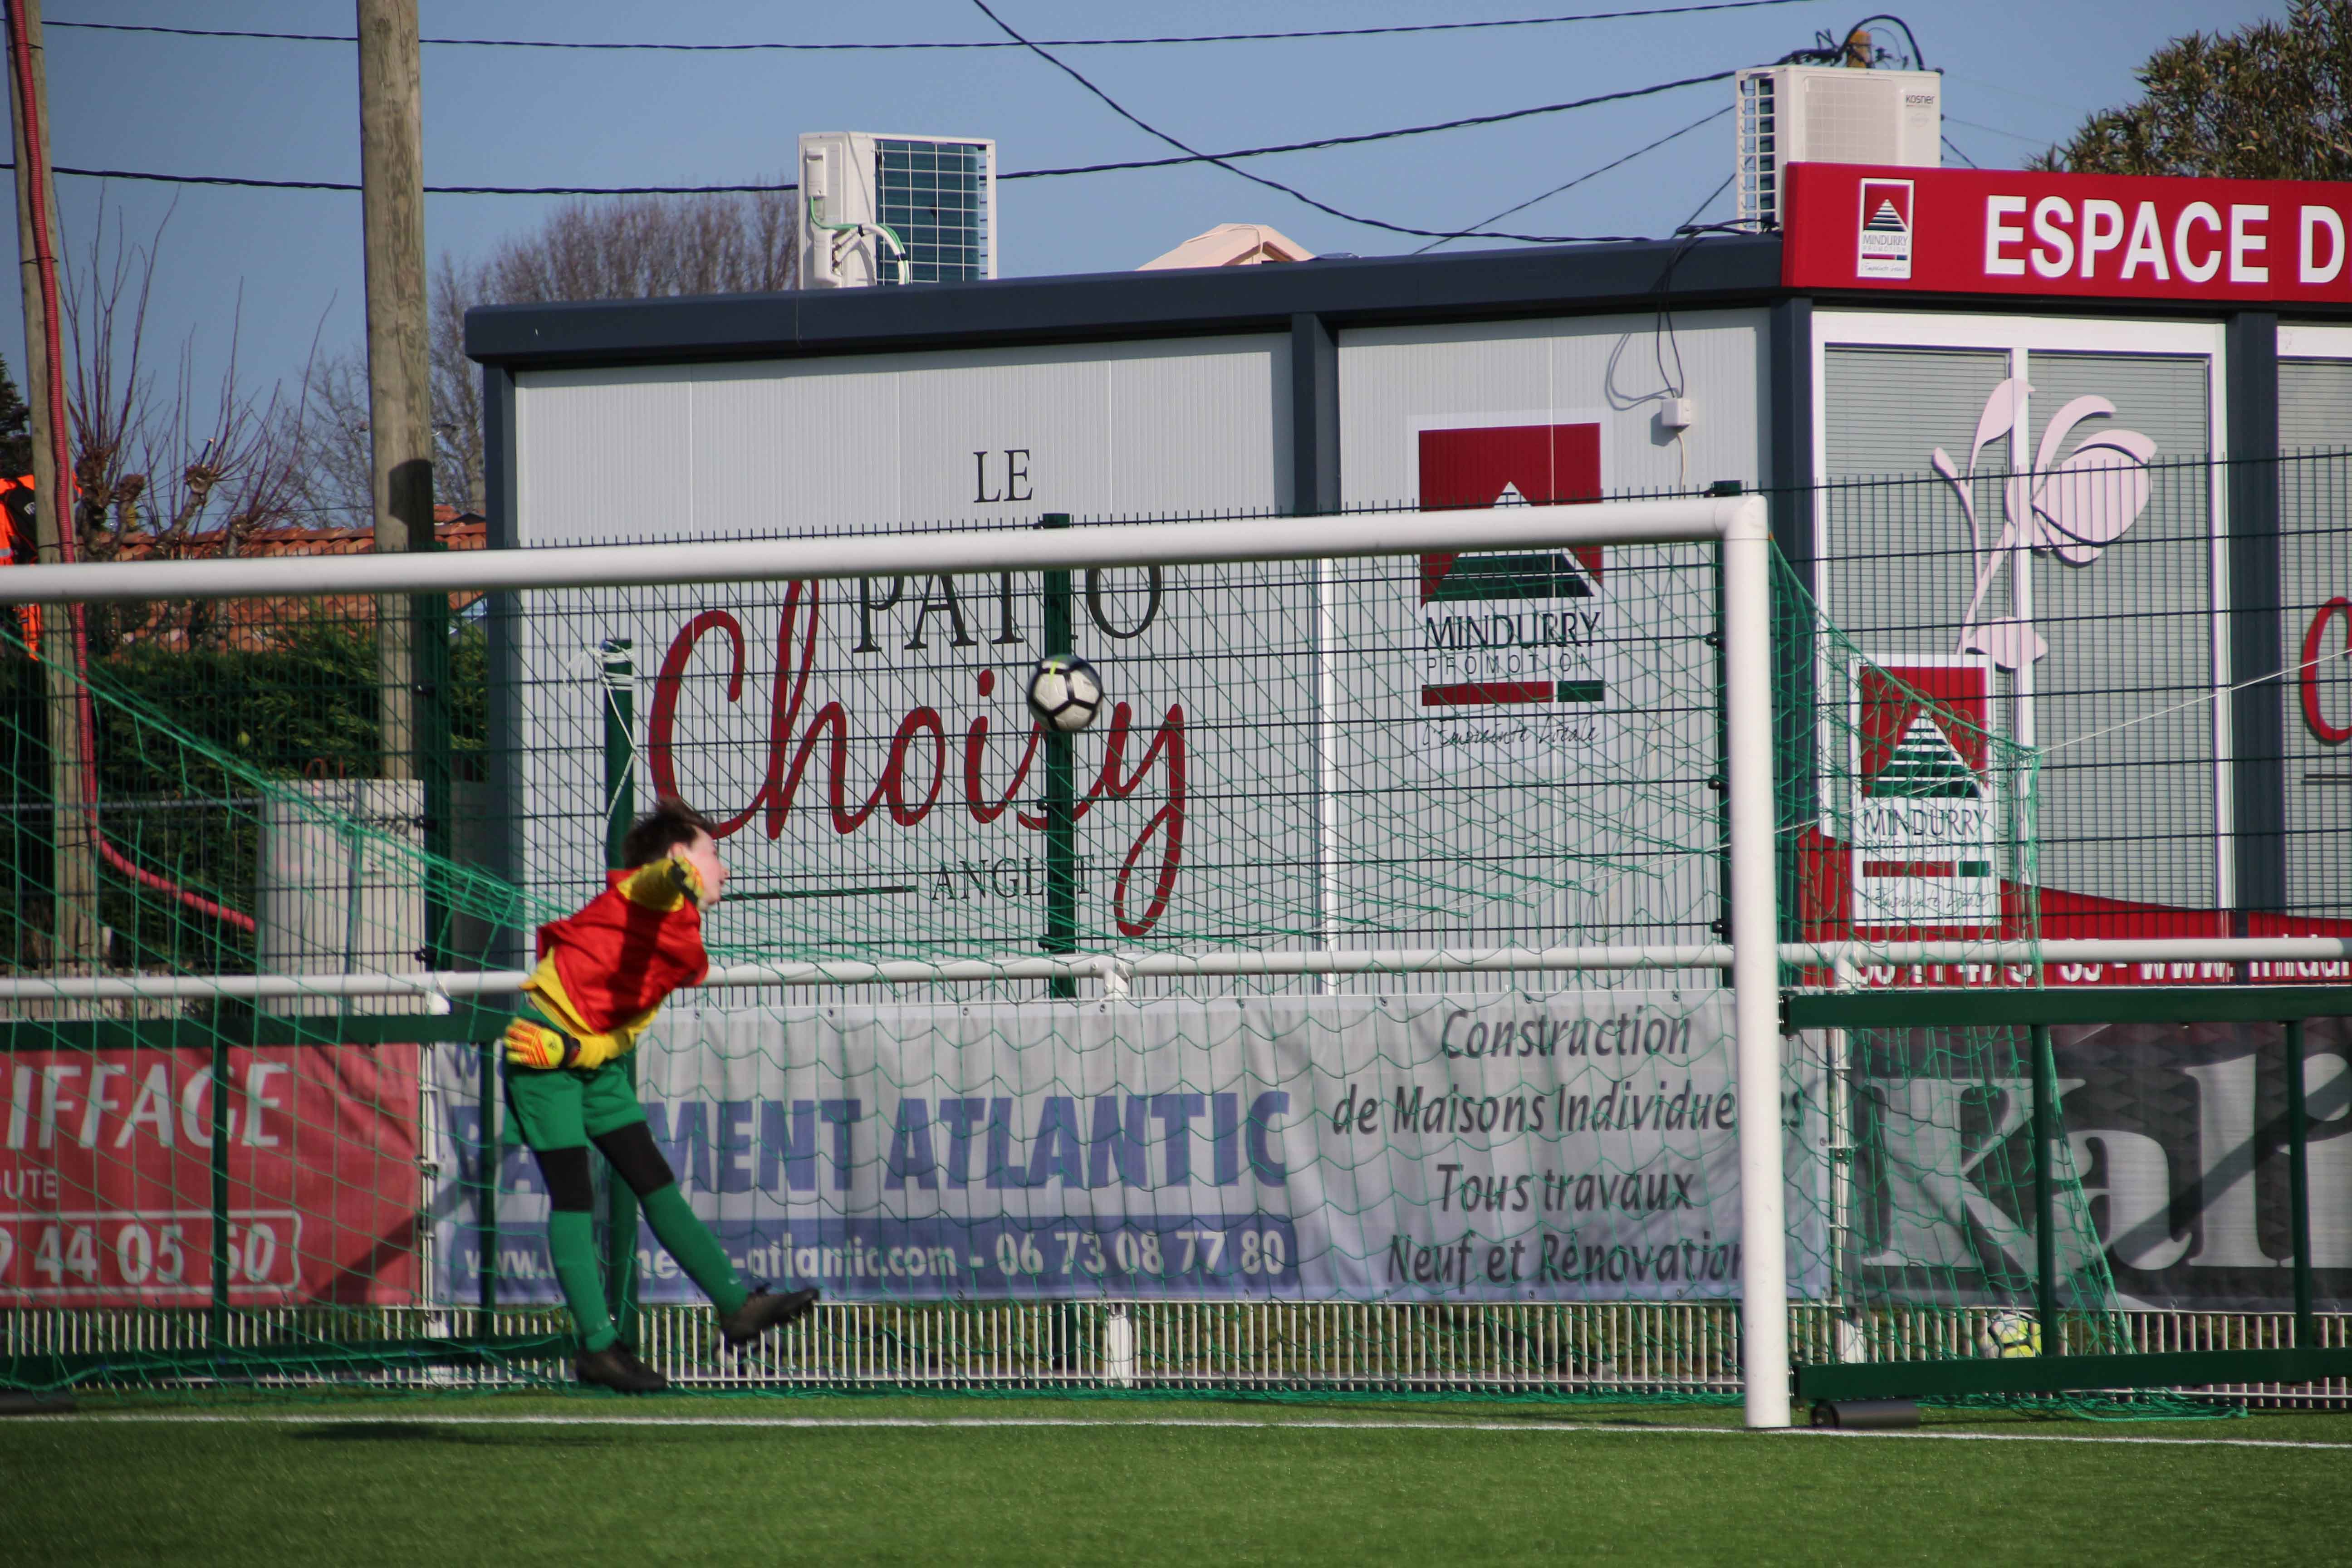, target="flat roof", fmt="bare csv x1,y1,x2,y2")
465,223,2352,372
463,233,1789,370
